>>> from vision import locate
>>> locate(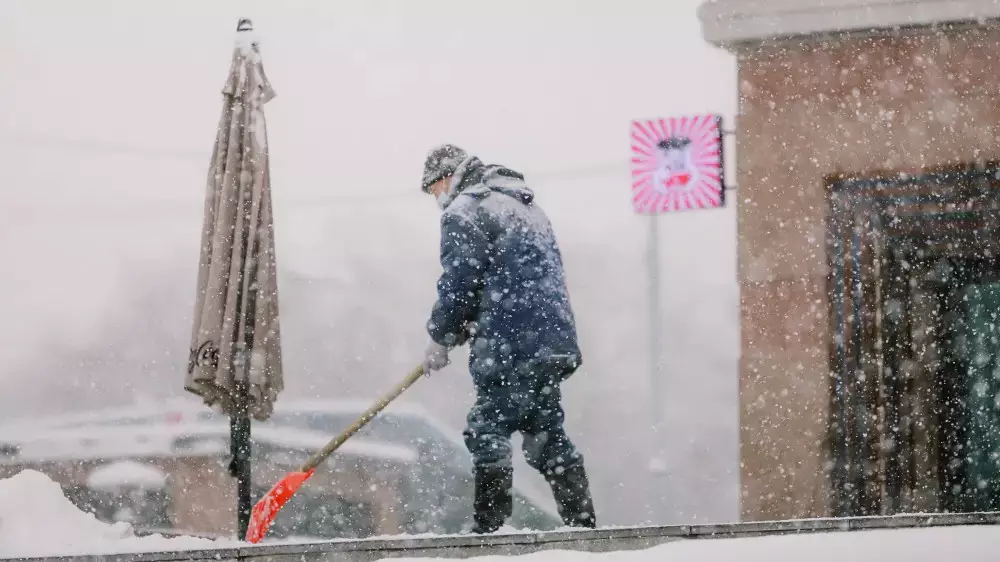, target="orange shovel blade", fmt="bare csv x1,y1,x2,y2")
244,469,315,543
